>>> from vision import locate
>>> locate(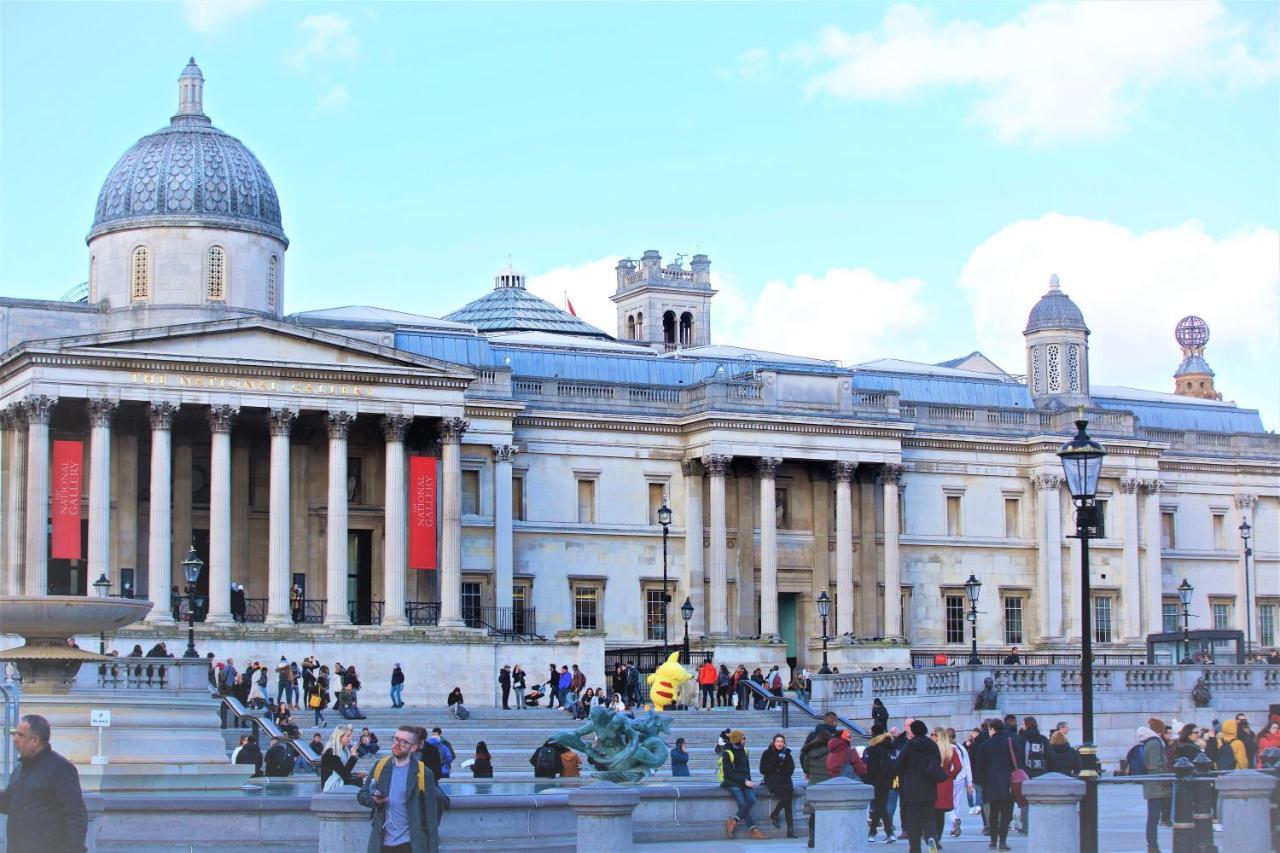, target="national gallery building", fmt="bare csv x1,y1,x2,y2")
1,62,1276,678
